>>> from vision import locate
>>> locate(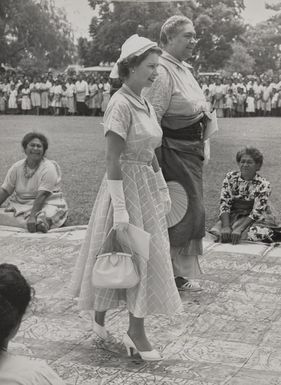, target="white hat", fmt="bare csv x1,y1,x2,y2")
110,34,158,79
